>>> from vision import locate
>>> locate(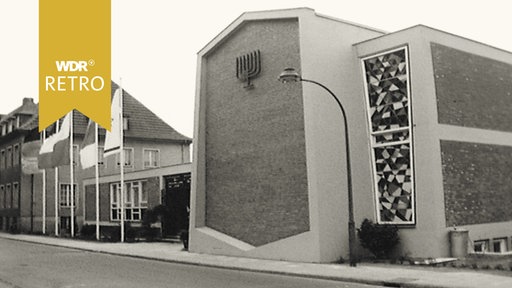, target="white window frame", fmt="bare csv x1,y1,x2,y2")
474,240,489,253
59,183,78,208
110,180,148,222
116,147,134,168
492,238,508,253
361,46,416,225
143,148,160,168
